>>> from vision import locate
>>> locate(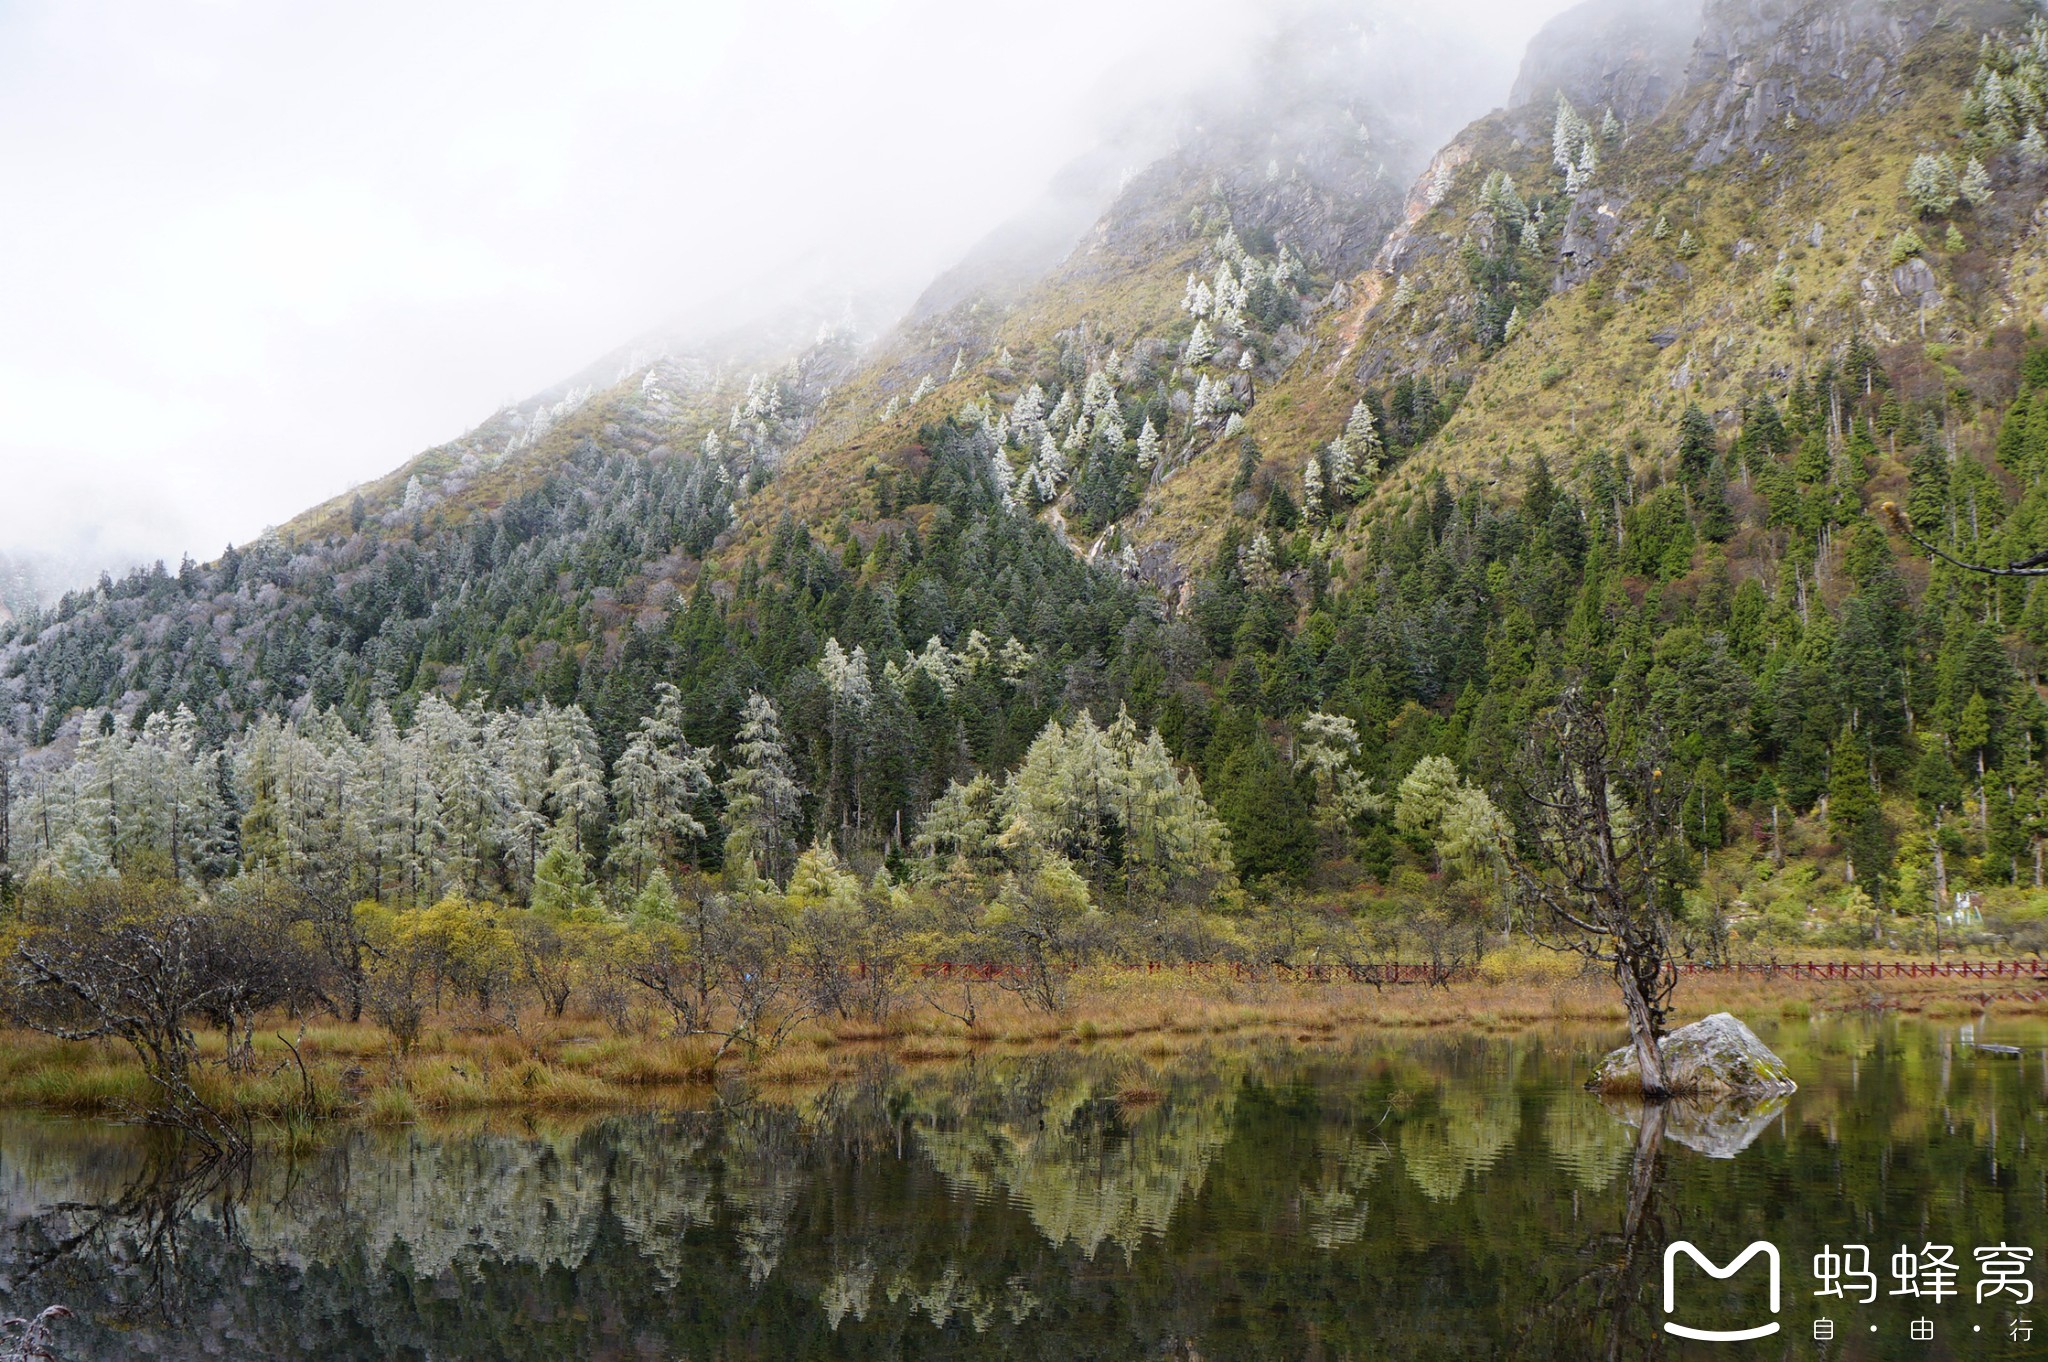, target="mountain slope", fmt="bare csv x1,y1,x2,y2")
19,0,2048,940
